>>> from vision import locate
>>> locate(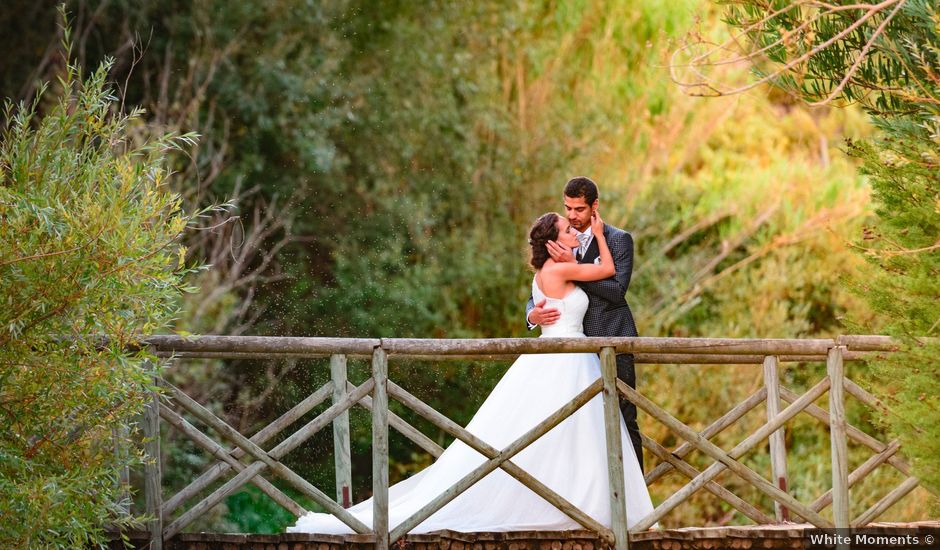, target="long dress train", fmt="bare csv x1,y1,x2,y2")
288,280,654,534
